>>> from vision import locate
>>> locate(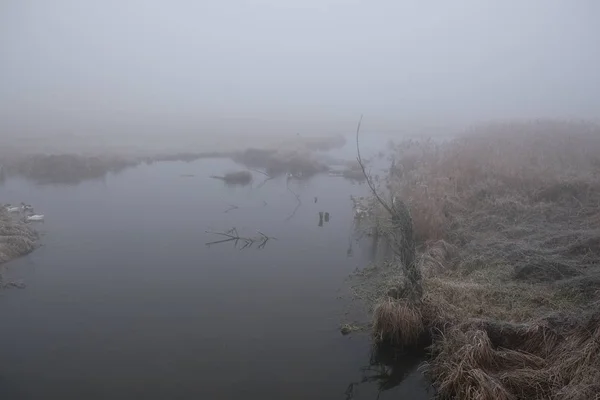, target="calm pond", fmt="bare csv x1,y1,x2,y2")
0,143,432,399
